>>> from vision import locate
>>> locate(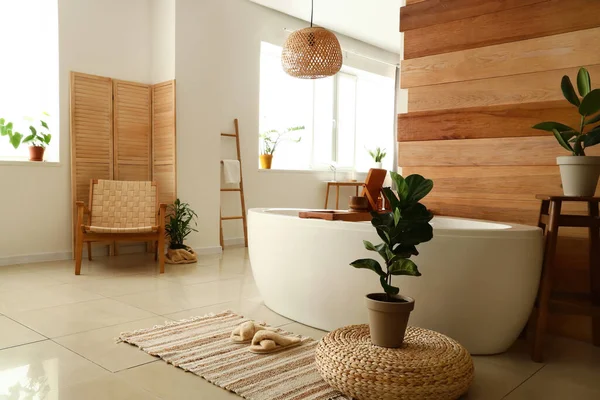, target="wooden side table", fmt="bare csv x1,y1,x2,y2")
324,181,364,209
531,195,600,362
